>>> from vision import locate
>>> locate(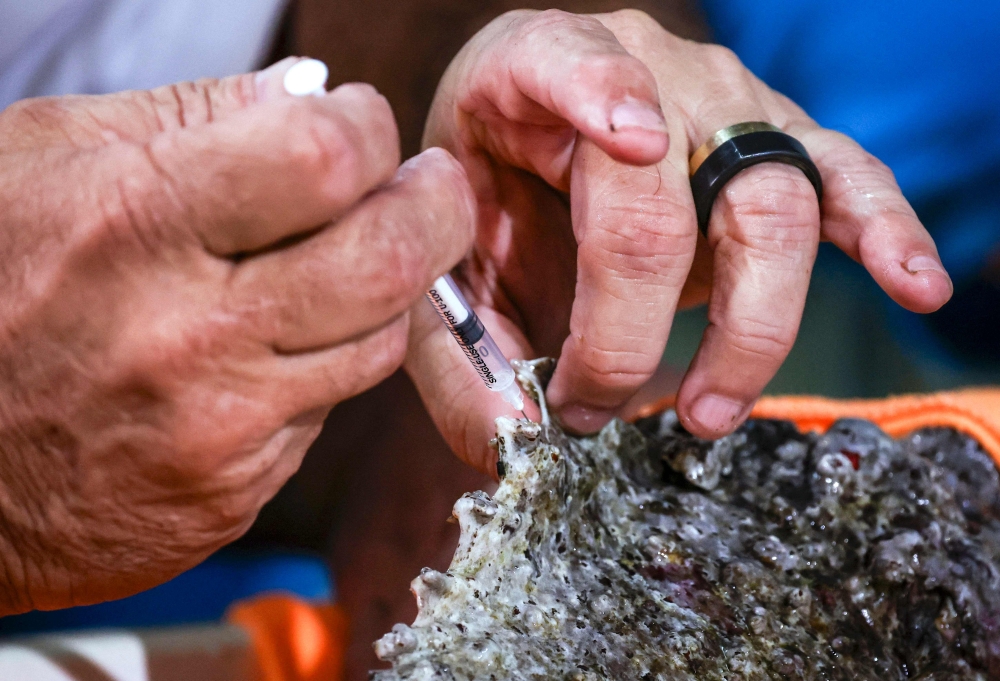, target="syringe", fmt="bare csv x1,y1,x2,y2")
276,63,525,413
426,275,525,413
